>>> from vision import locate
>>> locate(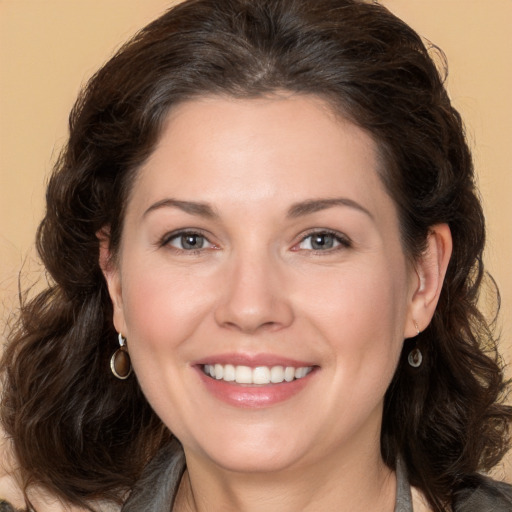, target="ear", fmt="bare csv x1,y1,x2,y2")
97,227,128,336
404,224,452,338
